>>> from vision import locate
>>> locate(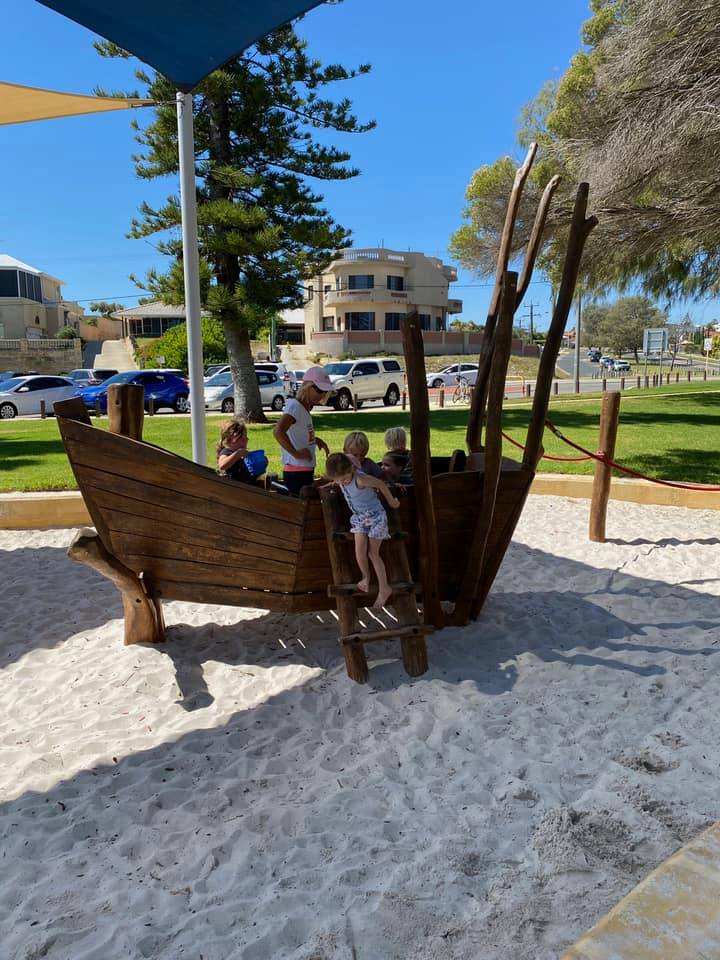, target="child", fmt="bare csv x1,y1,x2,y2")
343,430,384,478
325,451,400,609
217,418,252,484
273,366,332,496
383,426,413,484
